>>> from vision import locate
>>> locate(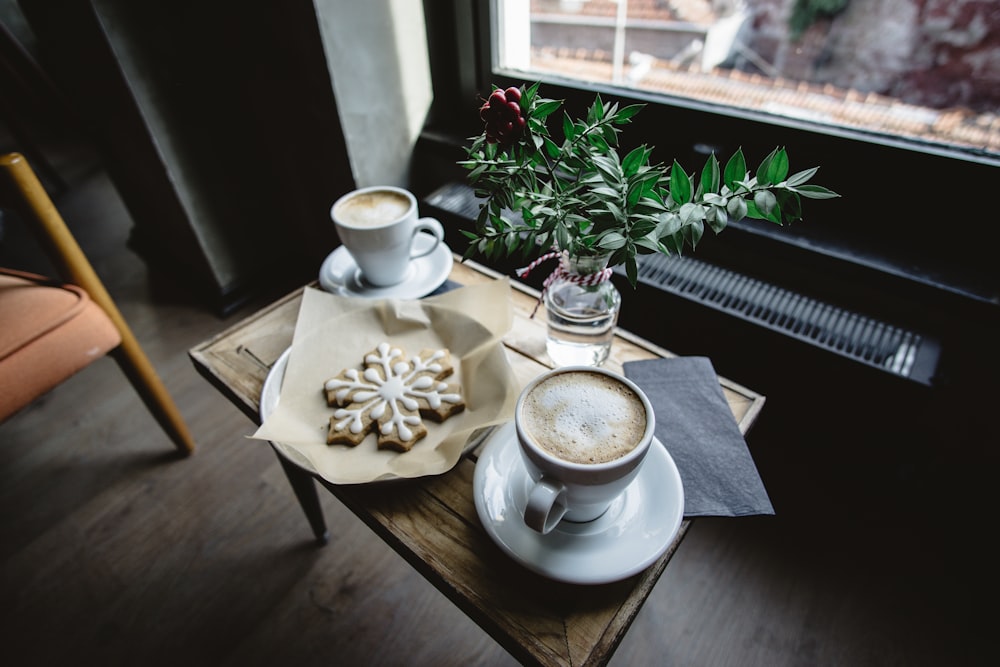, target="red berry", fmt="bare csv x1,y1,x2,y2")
481,86,526,148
